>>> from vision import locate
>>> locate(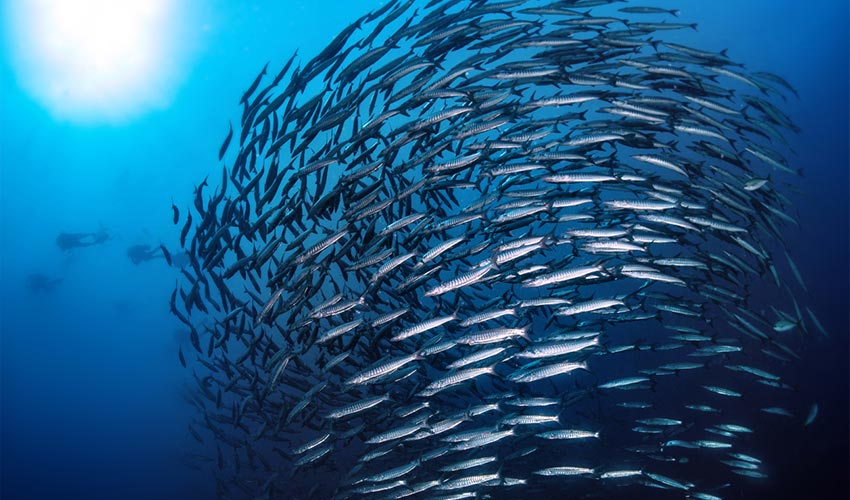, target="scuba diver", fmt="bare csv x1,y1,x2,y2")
55,226,111,252
127,243,188,267
27,273,63,293
127,244,166,265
